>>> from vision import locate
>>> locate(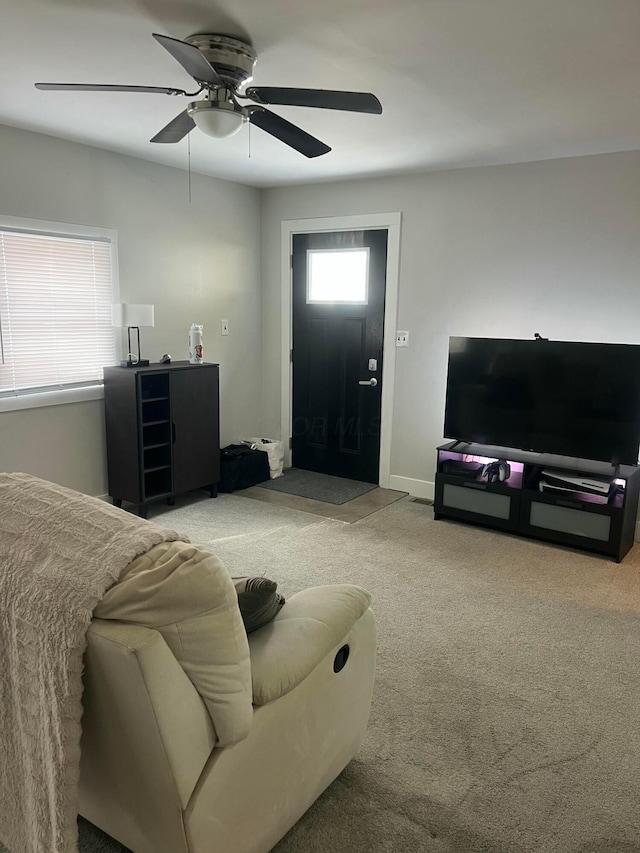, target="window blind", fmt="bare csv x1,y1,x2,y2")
0,228,116,396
